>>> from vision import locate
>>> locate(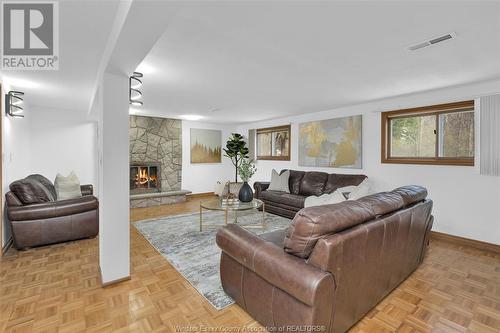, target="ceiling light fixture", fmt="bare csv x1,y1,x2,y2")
408,32,456,51
129,72,143,106
180,114,204,121
5,91,24,118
